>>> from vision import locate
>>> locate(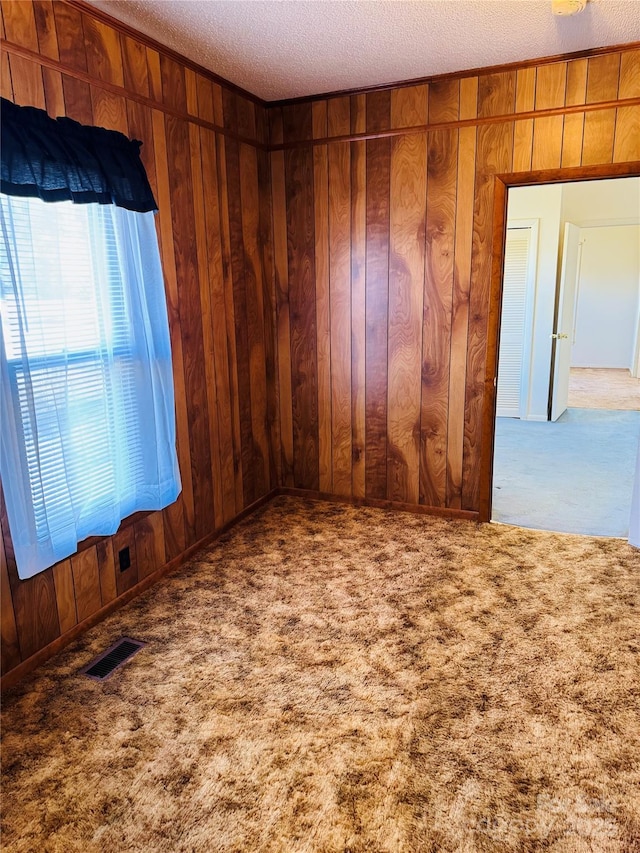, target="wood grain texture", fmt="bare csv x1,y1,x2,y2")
428,79,458,124
152,108,190,561
225,134,257,506
52,560,77,634
0,532,21,675
586,53,621,103
134,513,166,580
532,64,565,170
421,128,457,507
33,0,59,61
272,149,294,487
239,142,271,497
165,113,214,541
82,13,124,87
285,145,319,490
364,134,390,500
582,108,617,165
189,122,224,530
562,58,588,167
447,125,476,509
391,83,428,128
535,63,566,110
9,570,60,662
328,96,350,137
613,106,640,163
0,0,279,679
477,71,515,118
618,50,640,100
532,115,564,170
200,127,237,523
462,121,513,511
42,65,64,116
96,538,117,606
52,0,86,72
257,147,279,489
314,142,332,492
1,0,637,682
387,132,426,505
0,46,13,100
216,133,245,513
160,54,187,113
8,52,45,108
3,0,39,51
351,138,366,498
328,140,352,496
70,547,102,622
113,525,138,597
120,33,149,98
